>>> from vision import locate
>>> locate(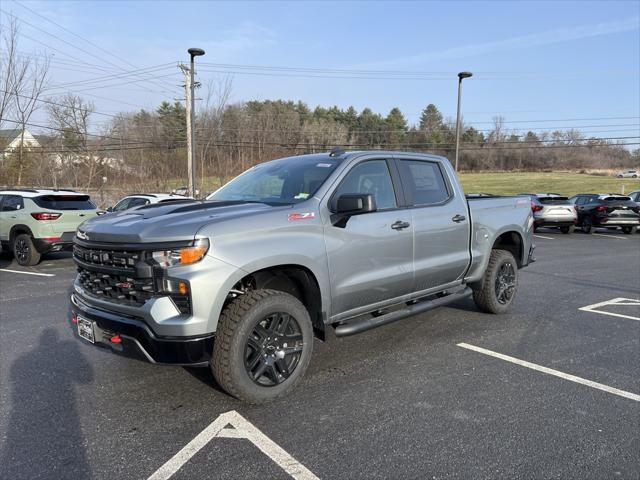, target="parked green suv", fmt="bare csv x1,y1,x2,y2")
0,189,102,266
